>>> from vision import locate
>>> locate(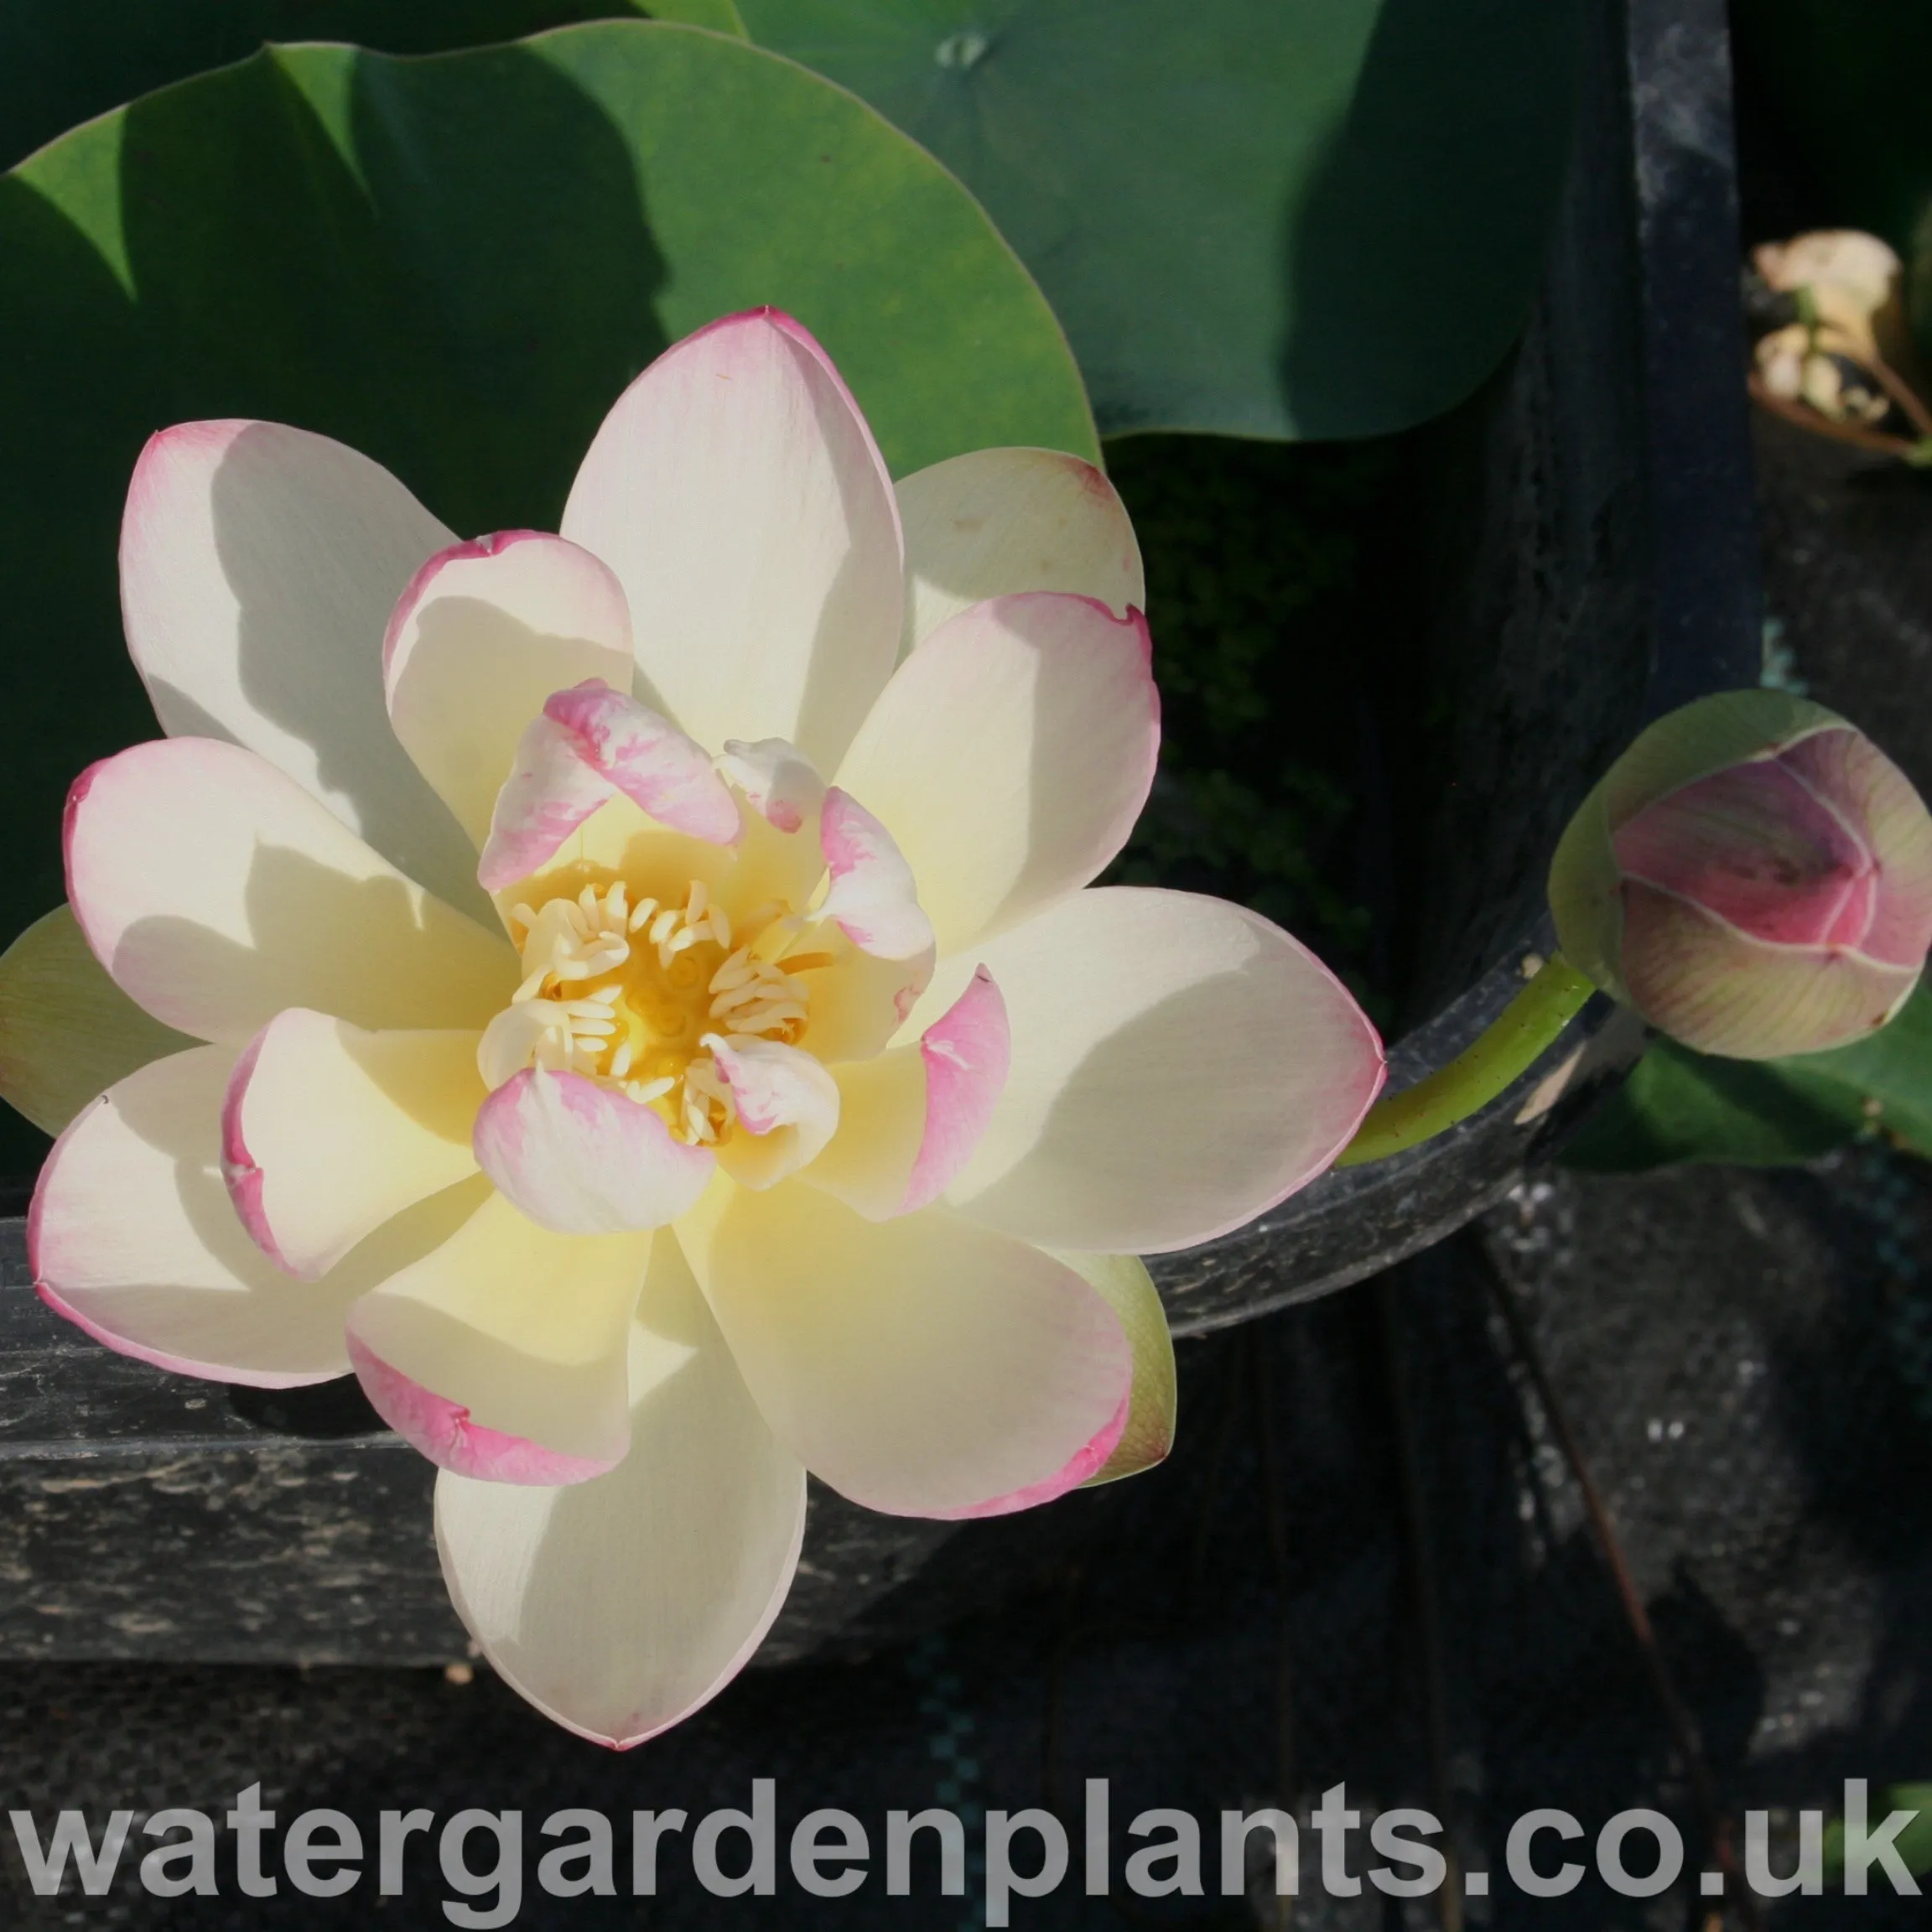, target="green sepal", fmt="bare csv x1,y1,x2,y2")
1051,1249,1176,1487
0,905,198,1135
